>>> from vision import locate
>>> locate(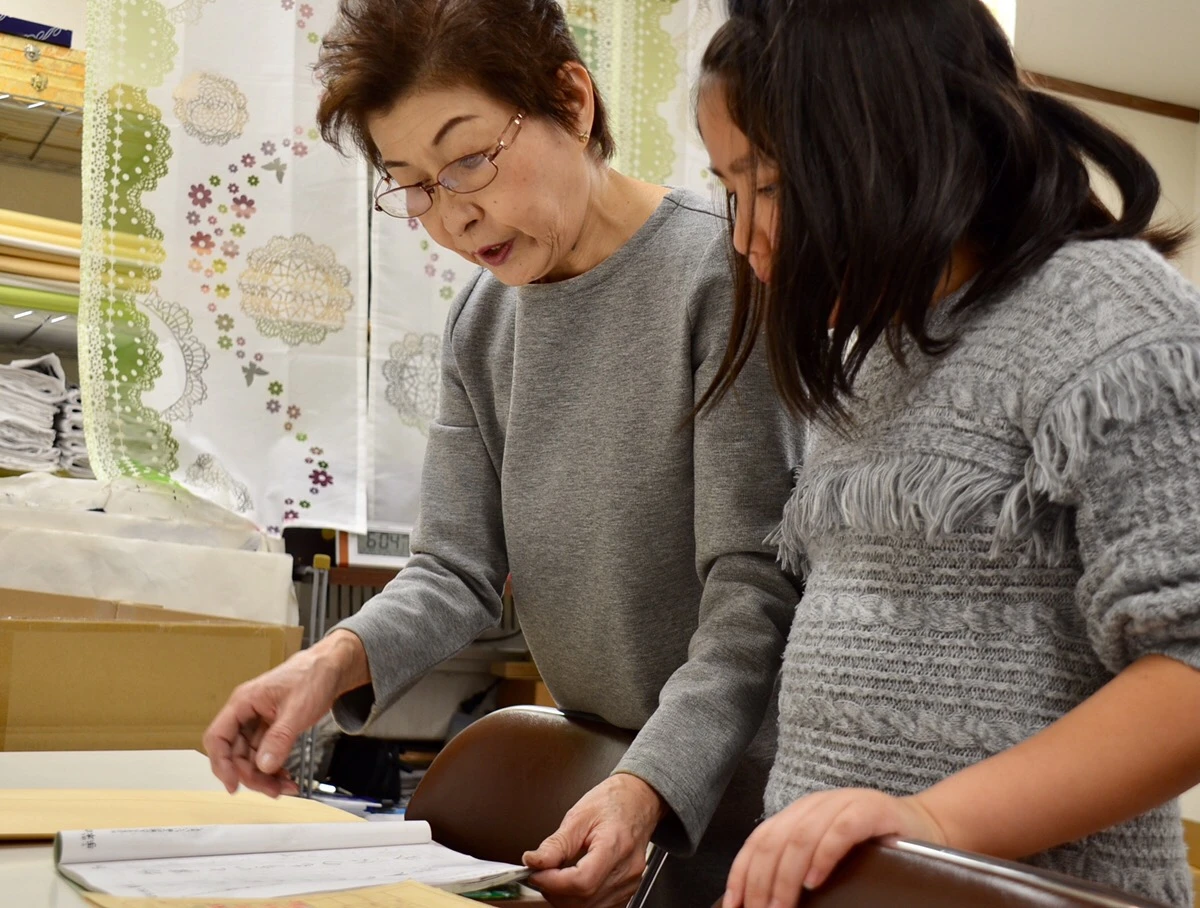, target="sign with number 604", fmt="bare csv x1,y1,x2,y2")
337,529,412,569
